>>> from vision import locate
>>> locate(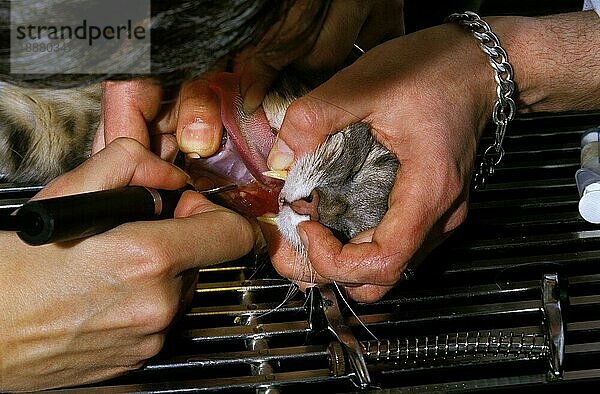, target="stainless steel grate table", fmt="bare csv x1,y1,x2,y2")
3,112,600,393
